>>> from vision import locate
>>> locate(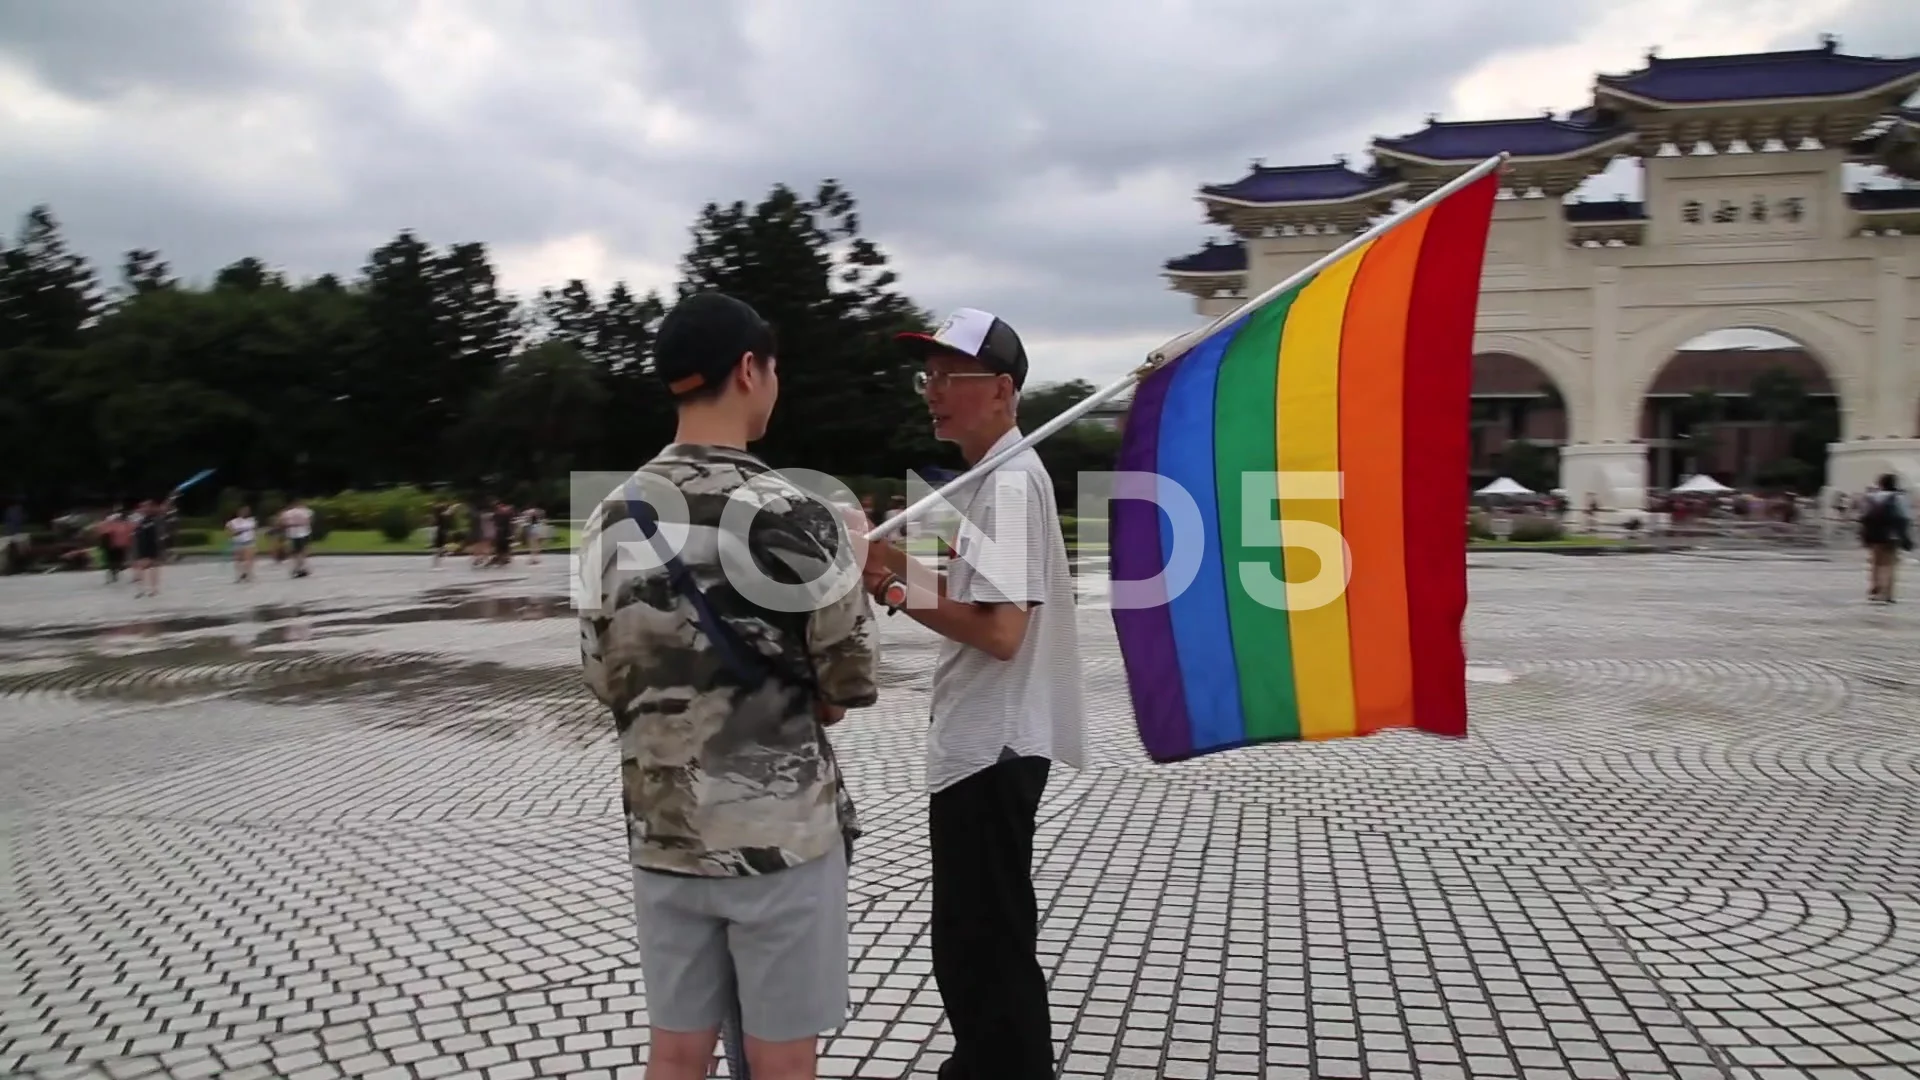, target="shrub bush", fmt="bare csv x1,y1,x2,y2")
376,505,414,543
1508,515,1564,542
174,529,212,548
1467,511,1495,540
308,485,441,531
